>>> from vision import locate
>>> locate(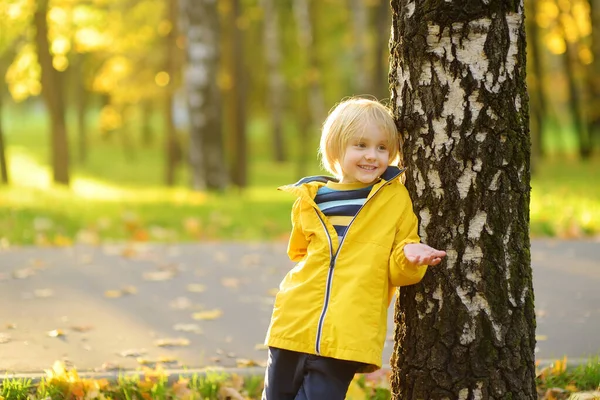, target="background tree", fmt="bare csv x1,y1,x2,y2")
182,0,228,190
34,0,70,185
389,1,536,398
